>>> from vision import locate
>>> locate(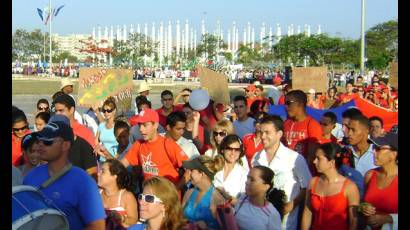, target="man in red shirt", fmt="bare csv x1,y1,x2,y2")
121,109,188,188
283,90,322,168
156,90,182,128
244,84,257,109
255,84,271,106
320,112,338,144
339,82,358,105
53,94,96,148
